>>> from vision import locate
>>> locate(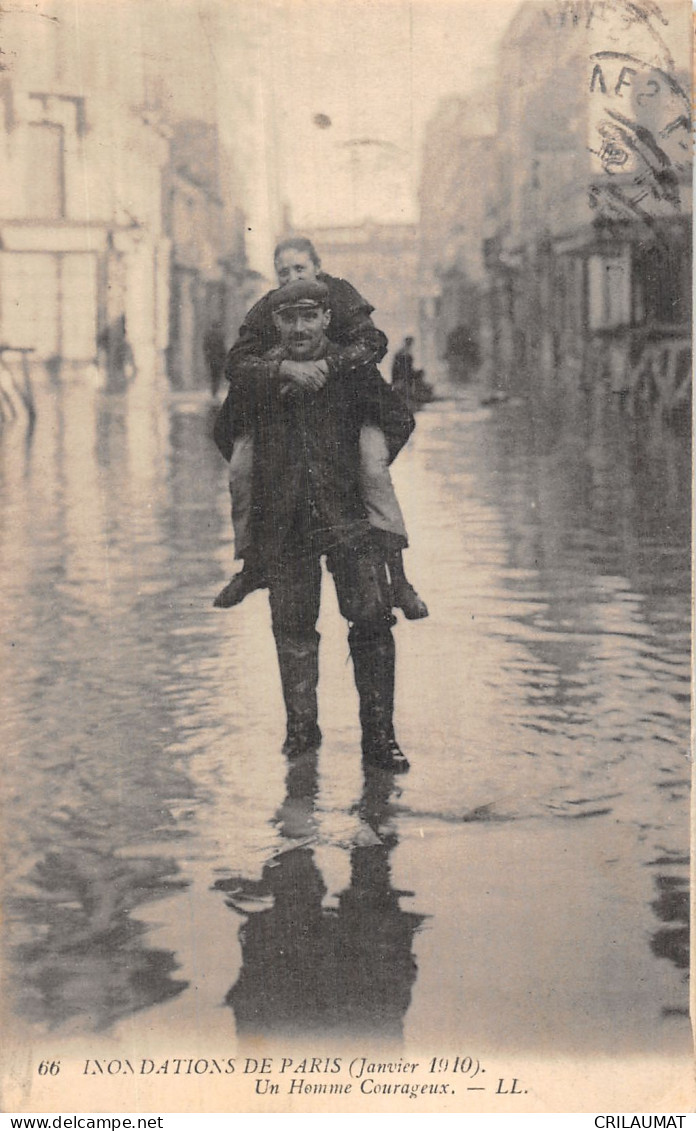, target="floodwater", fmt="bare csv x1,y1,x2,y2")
0,368,690,1075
